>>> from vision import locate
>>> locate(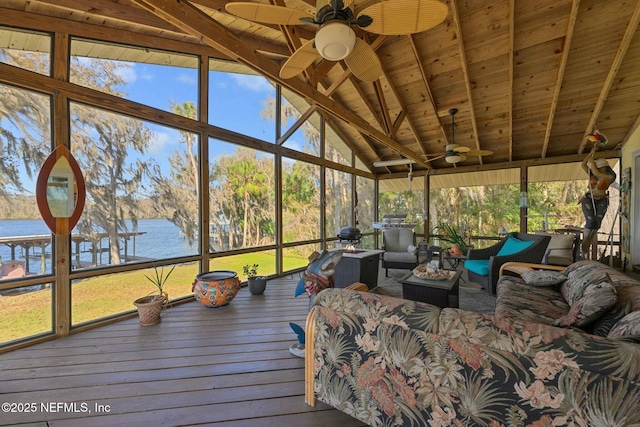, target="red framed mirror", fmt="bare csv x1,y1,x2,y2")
36,145,86,235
